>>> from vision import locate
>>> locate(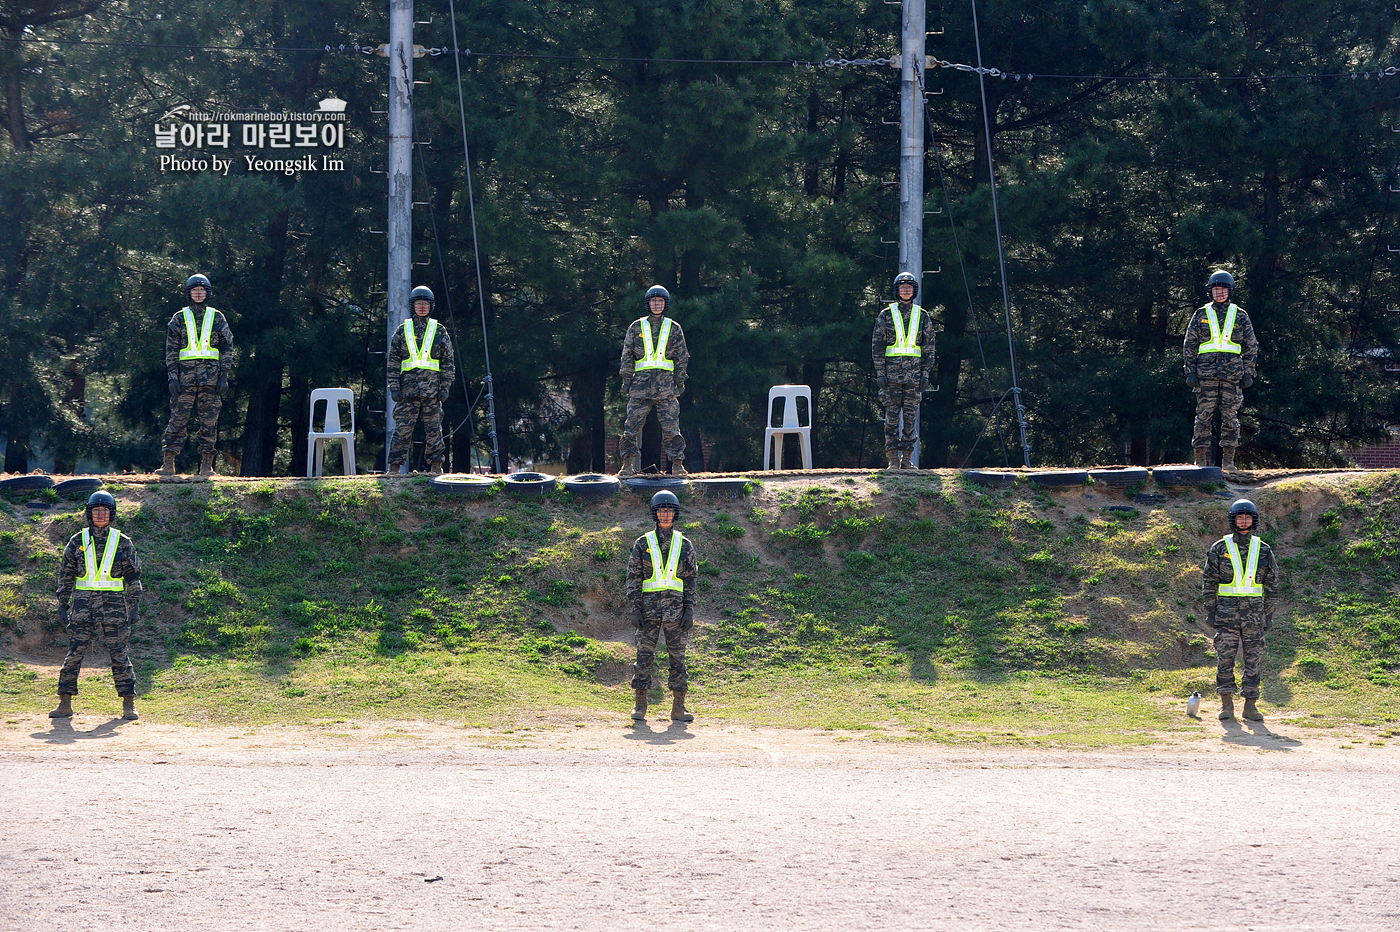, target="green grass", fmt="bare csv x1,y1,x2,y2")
2,470,1398,744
